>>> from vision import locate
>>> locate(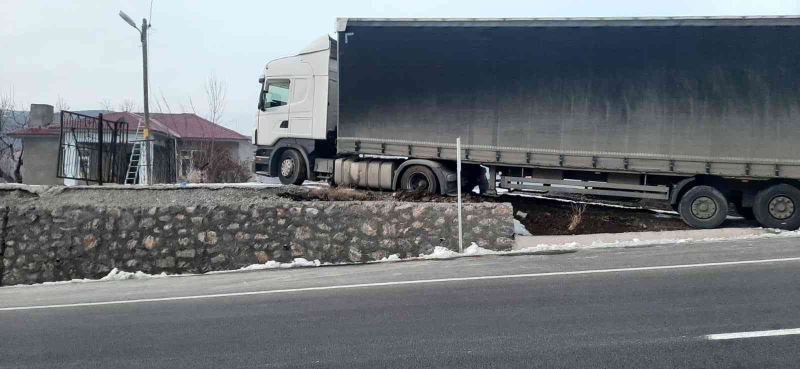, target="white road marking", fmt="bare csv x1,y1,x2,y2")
705,328,800,340
1,256,799,312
